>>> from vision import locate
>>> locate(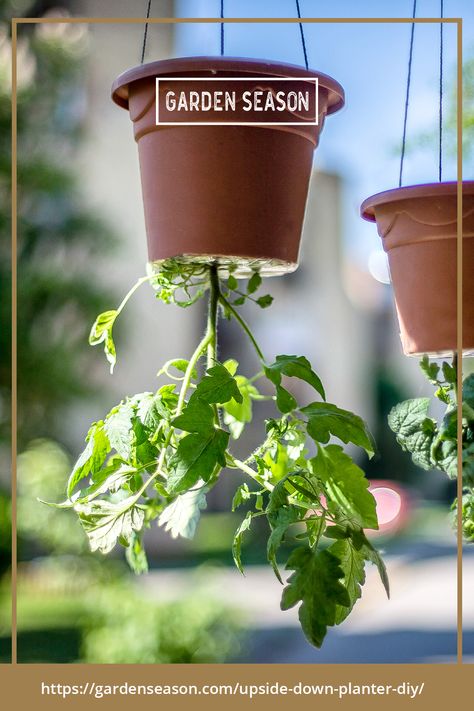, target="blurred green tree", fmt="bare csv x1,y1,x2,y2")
0,0,117,451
